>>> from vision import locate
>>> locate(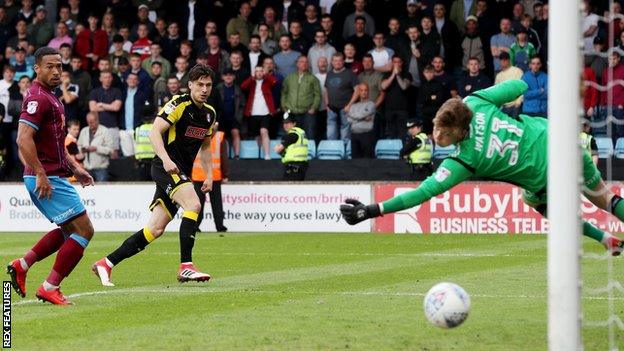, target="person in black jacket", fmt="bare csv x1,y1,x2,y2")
386,18,410,65
433,3,462,74
416,65,444,134
419,15,441,69
457,57,492,98
272,0,305,27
